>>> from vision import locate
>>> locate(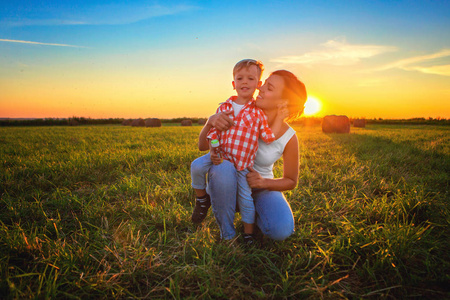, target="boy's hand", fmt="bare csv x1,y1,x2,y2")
277,101,290,120
210,150,222,165
247,166,266,189
208,111,234,131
